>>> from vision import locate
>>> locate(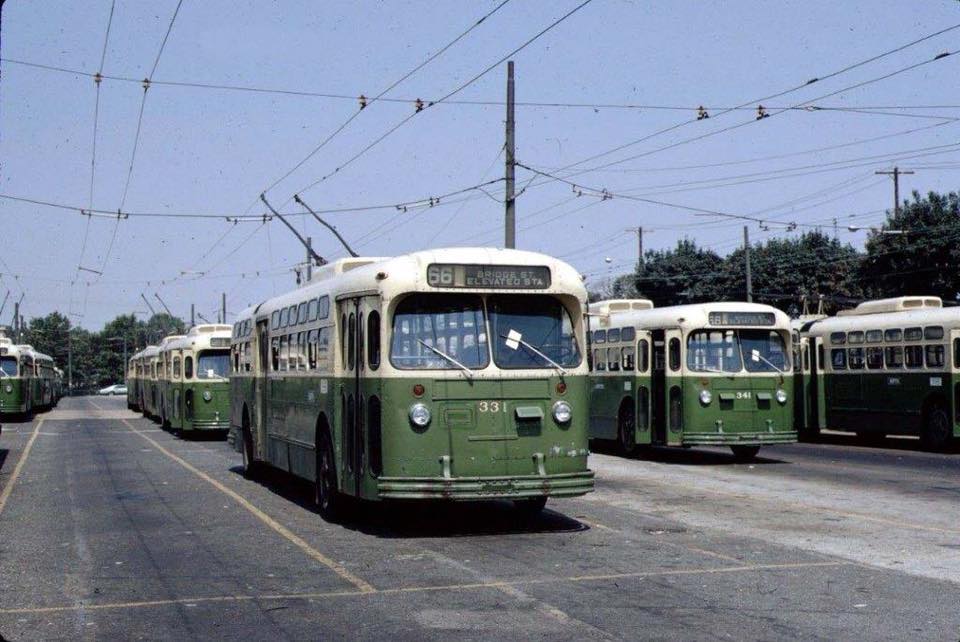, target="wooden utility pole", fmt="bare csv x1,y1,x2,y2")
744,226,753,303
504,60,516,249
875,166,914,217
